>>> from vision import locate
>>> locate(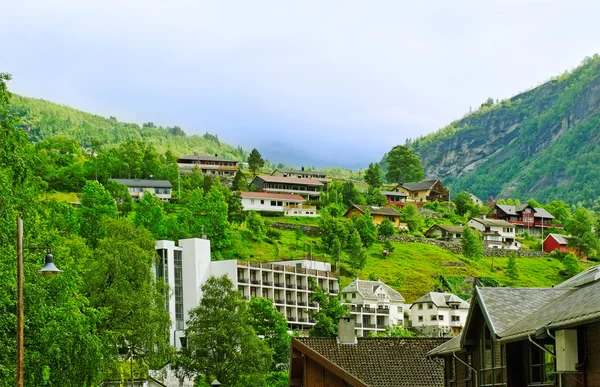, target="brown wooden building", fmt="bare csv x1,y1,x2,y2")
290,320,447,387
428,265,600,386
